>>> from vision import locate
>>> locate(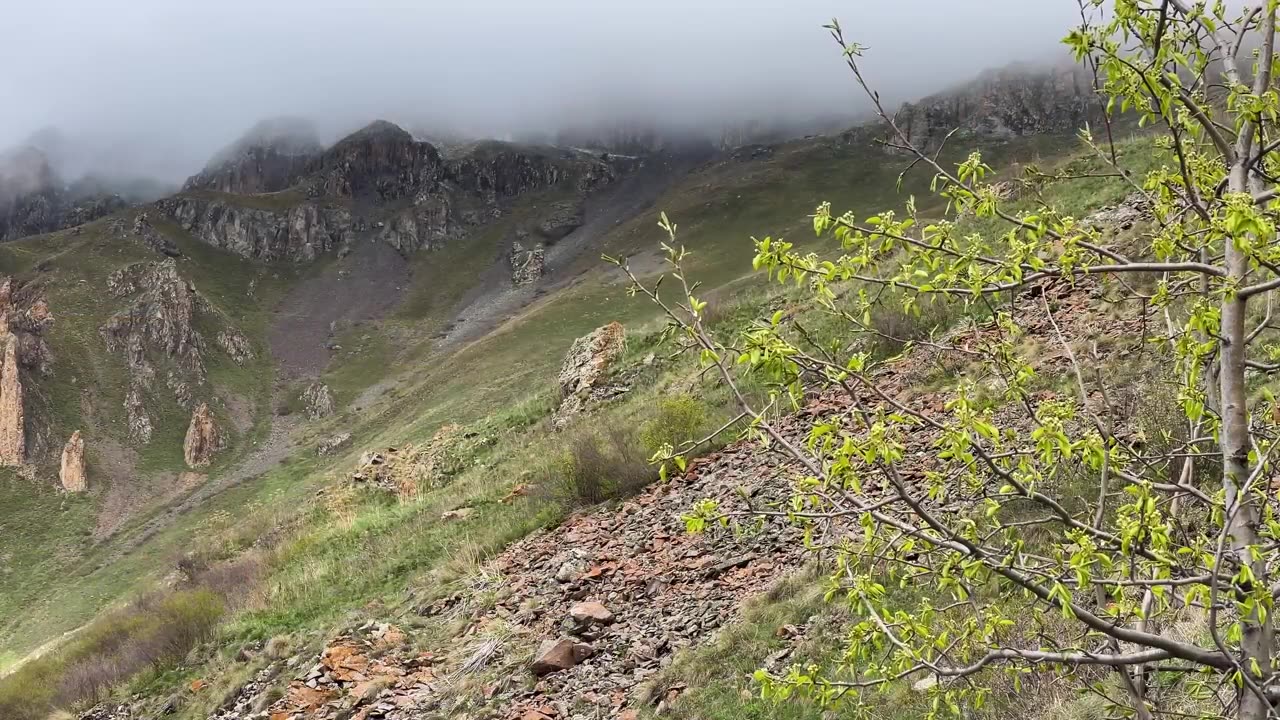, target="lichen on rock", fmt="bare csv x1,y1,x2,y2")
301,382,336,420
553,322,628,428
